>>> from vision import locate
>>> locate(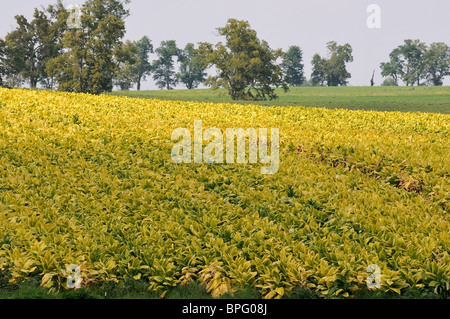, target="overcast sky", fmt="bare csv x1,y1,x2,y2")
1,0,449,89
